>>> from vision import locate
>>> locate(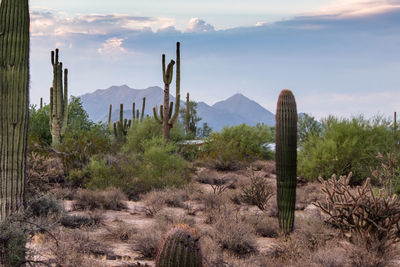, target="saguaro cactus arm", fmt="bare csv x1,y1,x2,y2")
140,97,146,122
276,89,298,234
